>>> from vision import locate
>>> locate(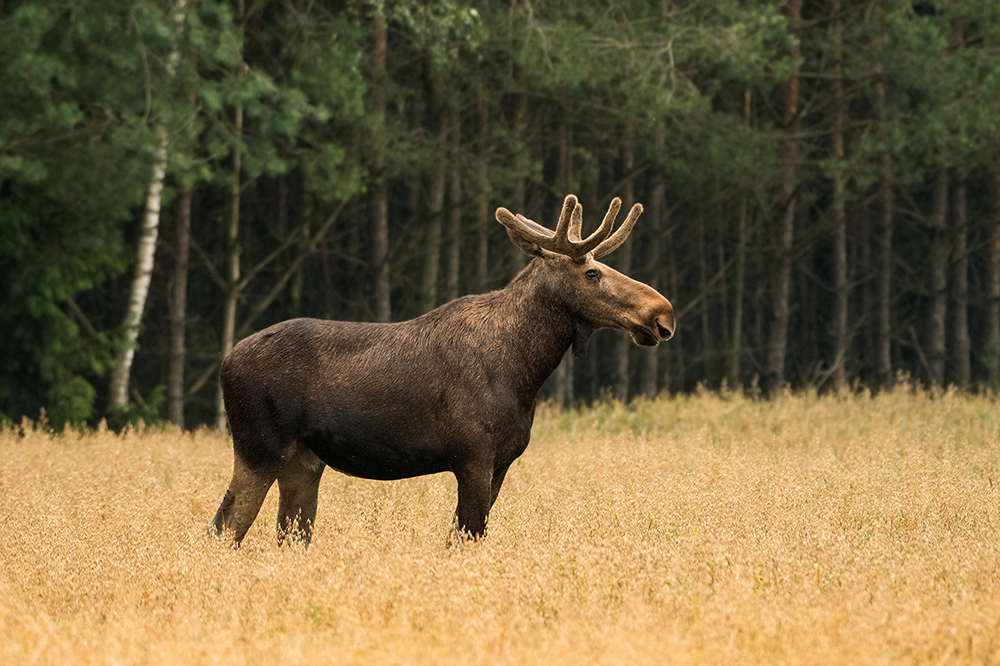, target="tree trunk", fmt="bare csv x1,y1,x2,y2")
216,101,243,431
109,127,168,409
290,193,309,314
109,1,186,411
764,0,801,397
939,23,966,389
728,90,751,389
715,177,730,389
508,86,528,281
858,200,871,381
927,168,949,387
585,183,601,402
799,241,819,381
215,0,251,431
642,123,667,398
553,111,573,407
830,0,848,388
445,110,462,303
235,200,348,340
697,194,710,383
728,198,748,390
988,172,1000,384
950,170,969,387
372,181,390,319
422,90,448,313
874,68,894,388
347,193,364,321
668,214,683,392
167,186,191,428
613,125,635,403
475,83,490,293
372,9,390,322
